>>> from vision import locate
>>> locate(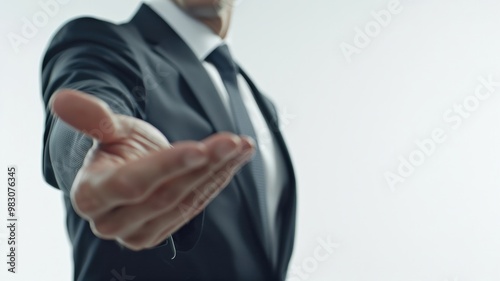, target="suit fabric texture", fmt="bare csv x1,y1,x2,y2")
41,4,296,281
